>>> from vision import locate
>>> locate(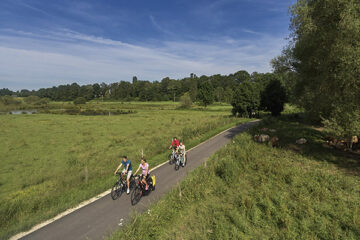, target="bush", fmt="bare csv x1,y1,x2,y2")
0,96,21,105
73,97,87,105
179,92,193,109
24,96,40,104
38,98,50,105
